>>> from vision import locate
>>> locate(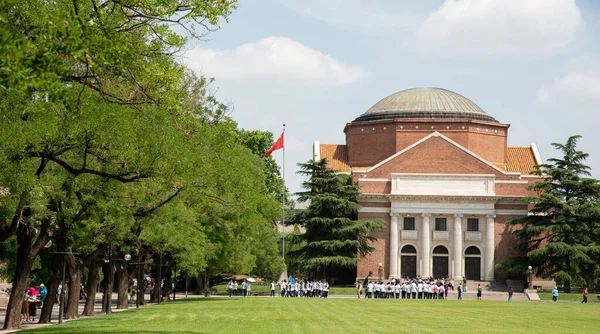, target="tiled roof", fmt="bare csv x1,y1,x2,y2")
506,147,537,175
320,144,351,173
